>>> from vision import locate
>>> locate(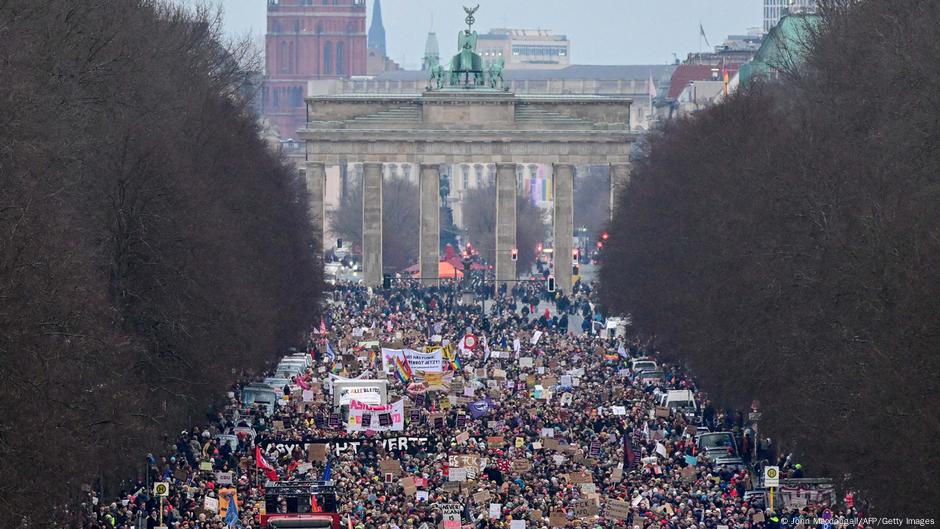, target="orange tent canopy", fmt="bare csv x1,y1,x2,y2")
437,261,463,278
405,259,464,278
